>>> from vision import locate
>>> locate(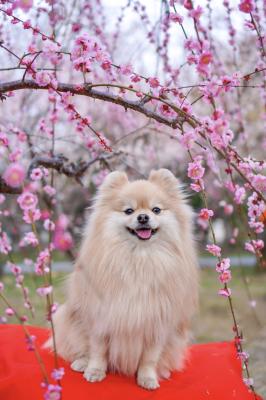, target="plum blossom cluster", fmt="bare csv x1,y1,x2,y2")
245,239,264,255
247,192,265,234
198,208,214,230
25,334,36,351
53,215,73,252
215,258,232,294
71,33,112,74
0,229,11,255
206,244,222,258
42,383,62,400
0,4,60,44
36,286,53,297
187,156,205,192
40,367,65,400
35,248,51,276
